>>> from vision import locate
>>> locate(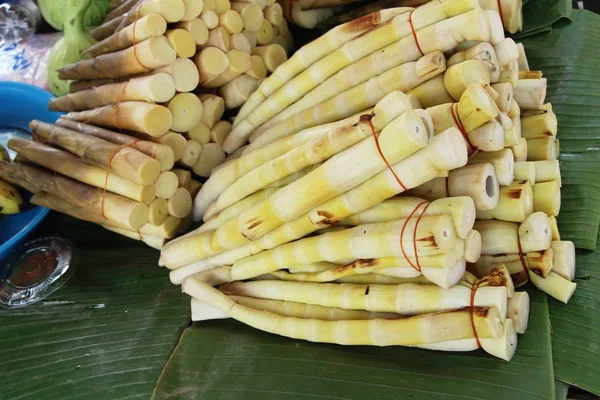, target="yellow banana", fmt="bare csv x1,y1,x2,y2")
0,179,23,214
